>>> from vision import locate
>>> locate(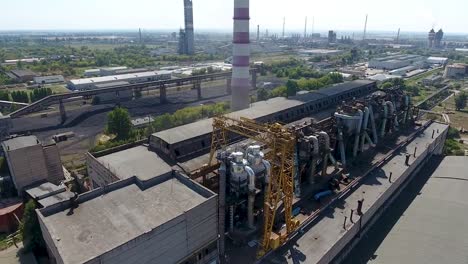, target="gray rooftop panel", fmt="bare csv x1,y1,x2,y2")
371,156,468,264
97,145,172,181
25,182,66,200
39,176,210,264
2,135,39,151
